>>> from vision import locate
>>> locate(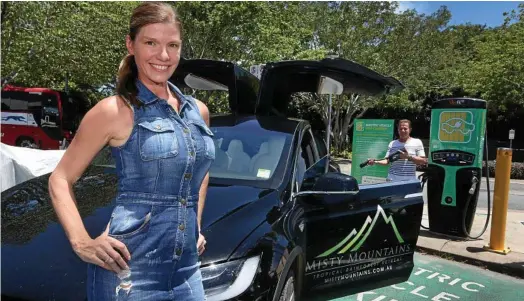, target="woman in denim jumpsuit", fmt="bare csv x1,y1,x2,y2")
48,2,213,300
